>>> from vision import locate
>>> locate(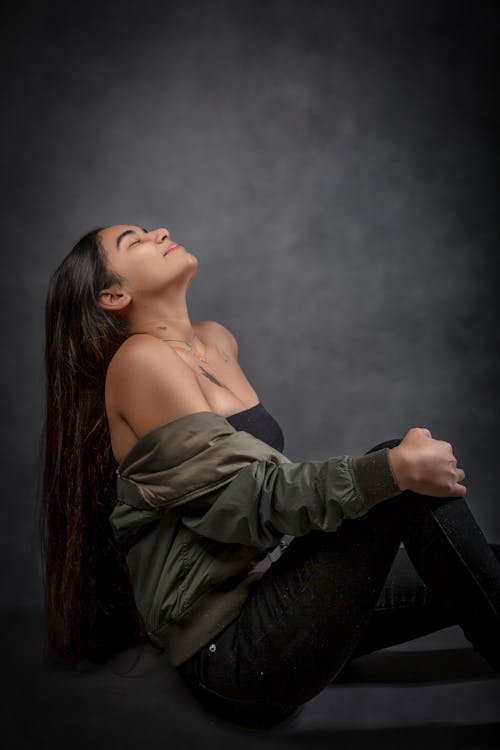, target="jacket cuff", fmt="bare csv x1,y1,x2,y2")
351,448,401,510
